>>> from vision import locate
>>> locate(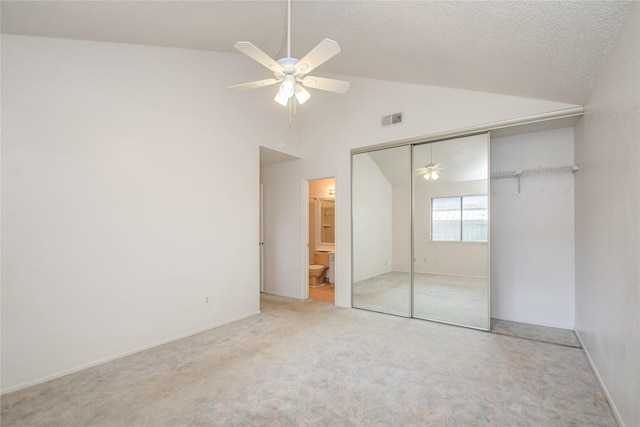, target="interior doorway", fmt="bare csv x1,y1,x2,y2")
306,177,336,304
259,145,299,297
